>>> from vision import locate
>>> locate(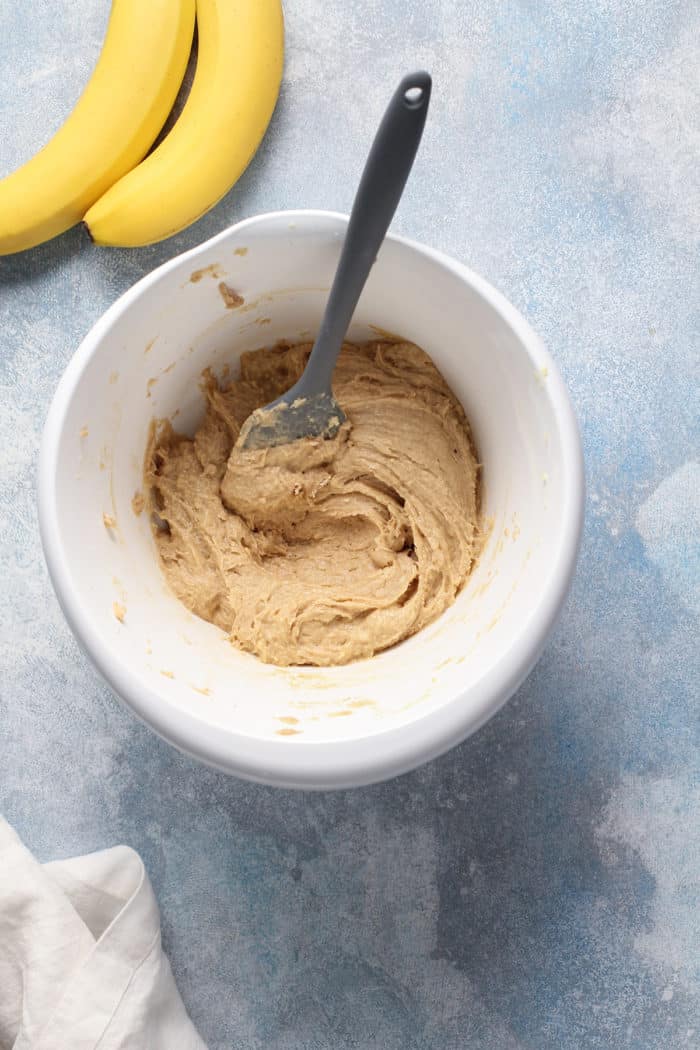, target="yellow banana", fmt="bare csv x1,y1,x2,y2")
0,0,195,255
84,0,284,247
